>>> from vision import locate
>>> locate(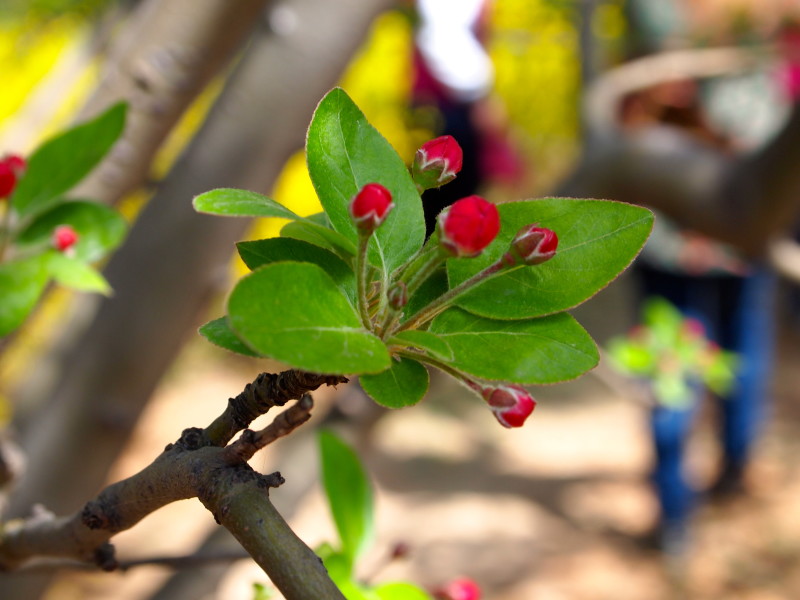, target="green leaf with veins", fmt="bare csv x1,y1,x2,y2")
429,308,598,383
228,261,390,374
360,356,429,408
306,88,424,274
448,198,653,319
